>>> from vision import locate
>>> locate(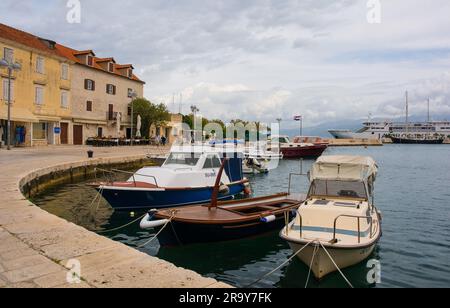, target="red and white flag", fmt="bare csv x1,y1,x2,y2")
293,115,302,121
